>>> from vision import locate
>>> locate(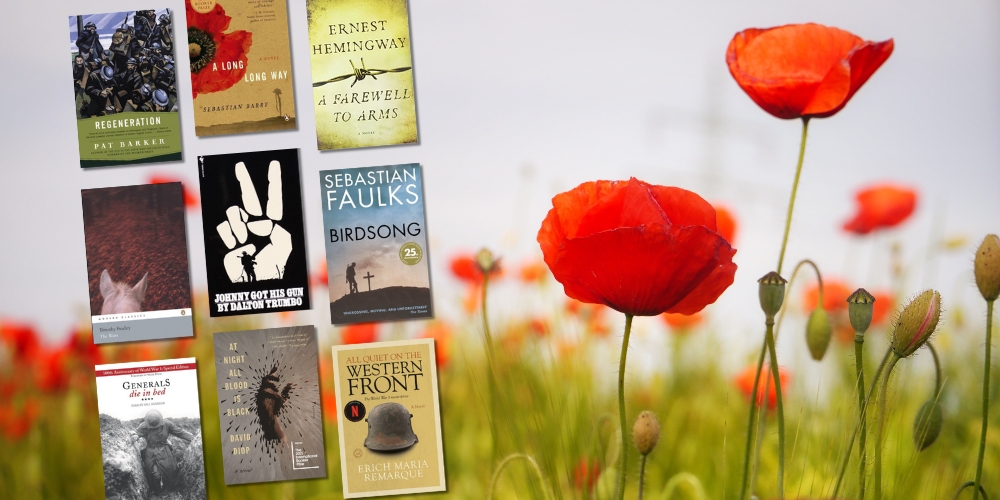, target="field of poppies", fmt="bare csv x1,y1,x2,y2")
2,22,999,500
